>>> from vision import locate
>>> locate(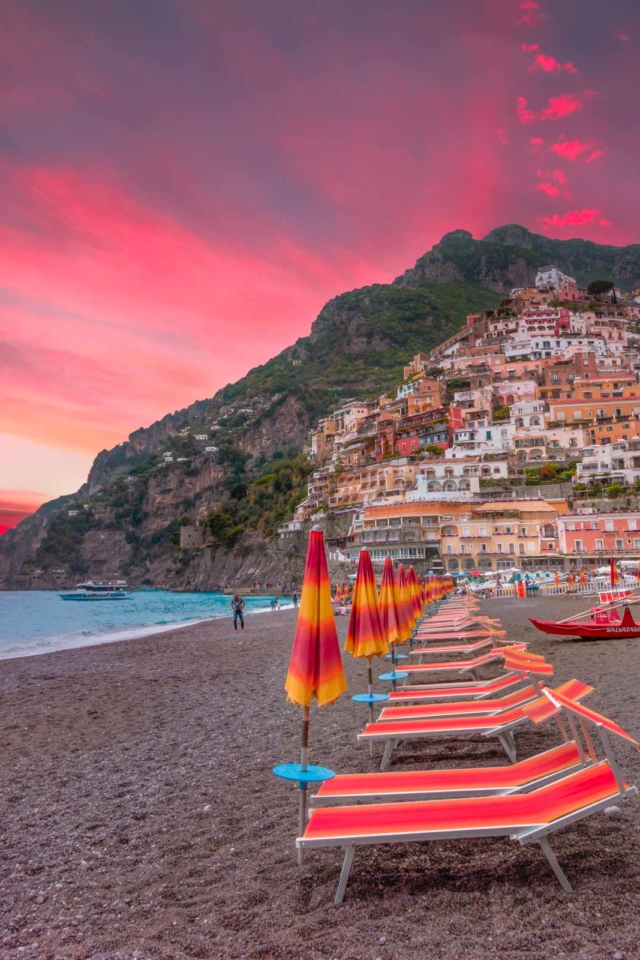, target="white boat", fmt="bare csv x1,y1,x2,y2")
59,580,130,601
